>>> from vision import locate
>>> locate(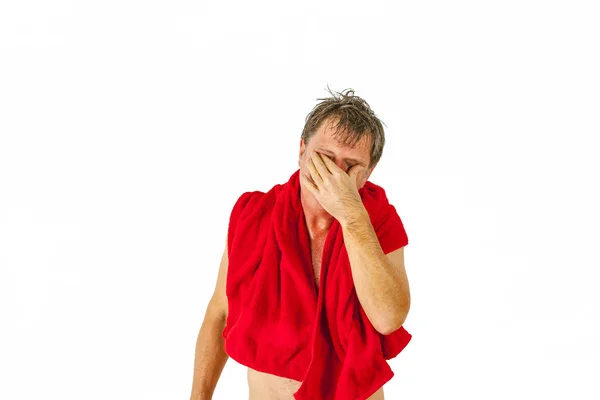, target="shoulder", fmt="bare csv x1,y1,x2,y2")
230,179,288,217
